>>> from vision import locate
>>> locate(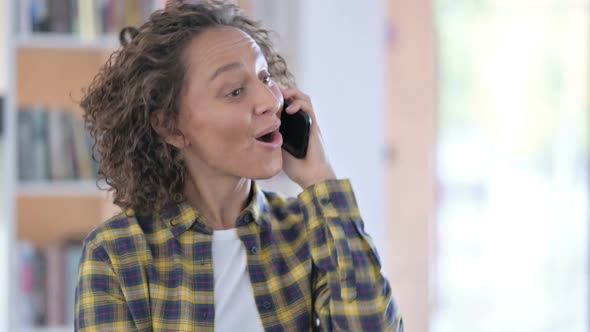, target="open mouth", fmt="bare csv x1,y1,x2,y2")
256,130,276,143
